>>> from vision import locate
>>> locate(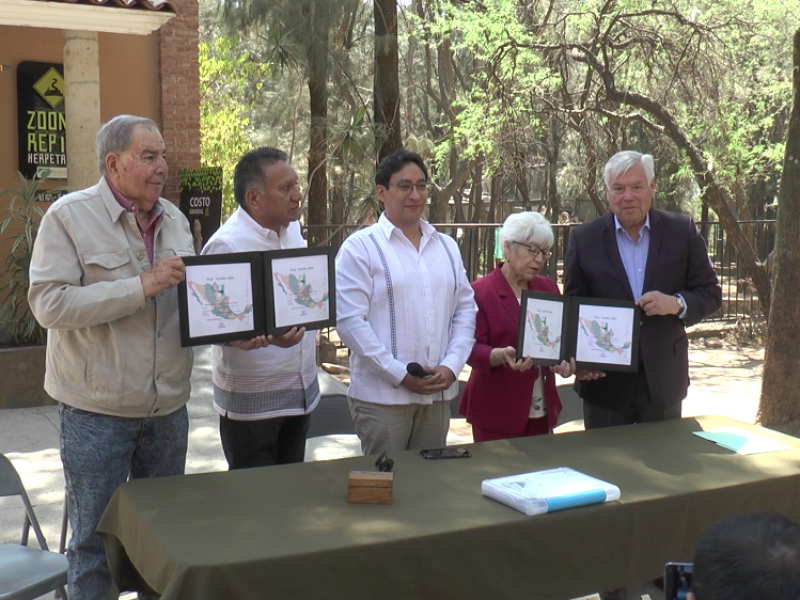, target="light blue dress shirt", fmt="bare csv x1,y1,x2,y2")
614,213,687,318
614,214,650,301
